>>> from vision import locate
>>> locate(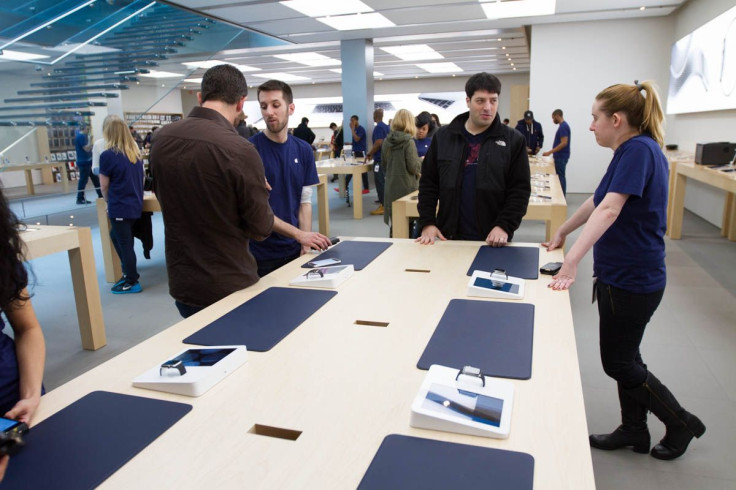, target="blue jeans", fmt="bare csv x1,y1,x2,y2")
373,162,386,205
110,218,139,283
554,158,568,196
345,151,369,192
175,301,205,319
596,280,664,388
76,163,102,201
